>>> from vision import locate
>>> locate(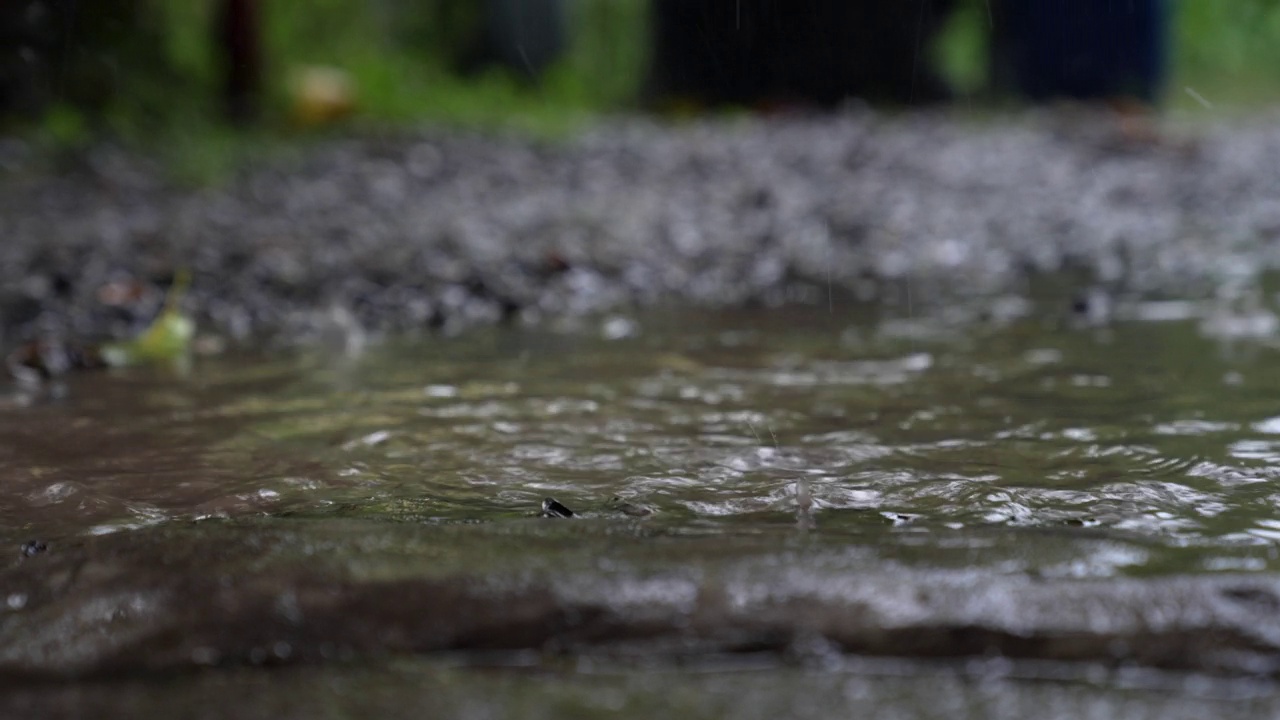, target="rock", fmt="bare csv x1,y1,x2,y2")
3,520,1280,679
